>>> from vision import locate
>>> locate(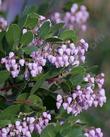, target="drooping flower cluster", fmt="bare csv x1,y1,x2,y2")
0,112,51,137
56,73,106,116
25,51,47,79
24,43,52,79
0,17,7,31
51,3,89,31
84,128,103,137
1,52,20,78
48,39,88,68
1,44,50,78
1,39,88,78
